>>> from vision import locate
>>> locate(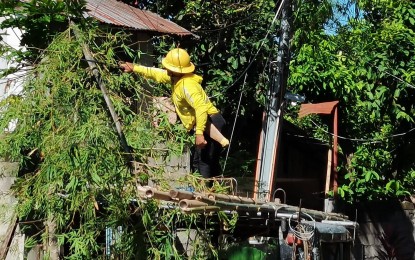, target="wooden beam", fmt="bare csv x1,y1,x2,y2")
0,214,18,260
325,149,333,195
